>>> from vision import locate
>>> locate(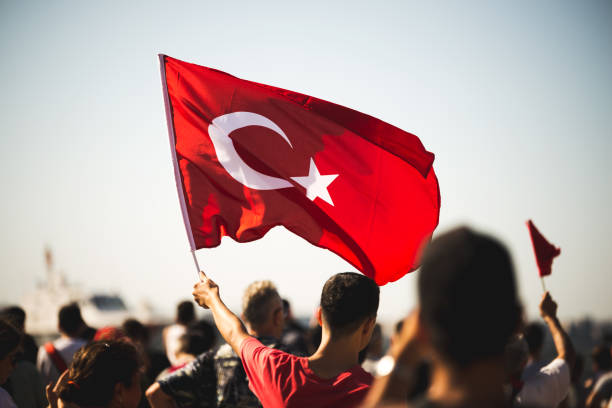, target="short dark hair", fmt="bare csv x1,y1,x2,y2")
122,319,150,345
176,301,195,325
177,331,213,356
524,323,545,355
320,272,379,338
58,303,85,337
187,320,216,351
0,319,22,359
0,306,26,331
58,340,141,407
418,227,521,367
